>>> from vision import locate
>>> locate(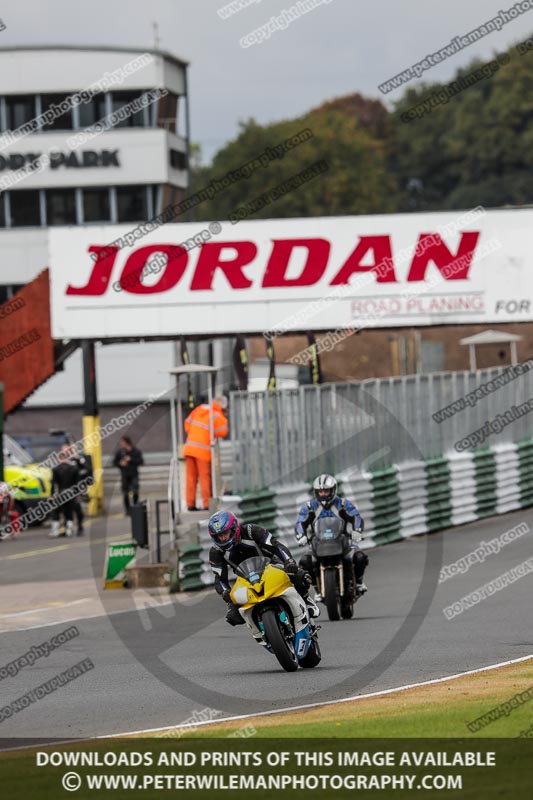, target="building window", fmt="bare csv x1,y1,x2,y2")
150,185,160,216
157,92,178,132
77,93,107,128
10,190,41,227
5,95,36,130
83,188,111,222
110,92,146,127
46,189,76,225
421,341,445,373
40,94,73,130
116,185,148,222
0,284,25,303
170,149,187,170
